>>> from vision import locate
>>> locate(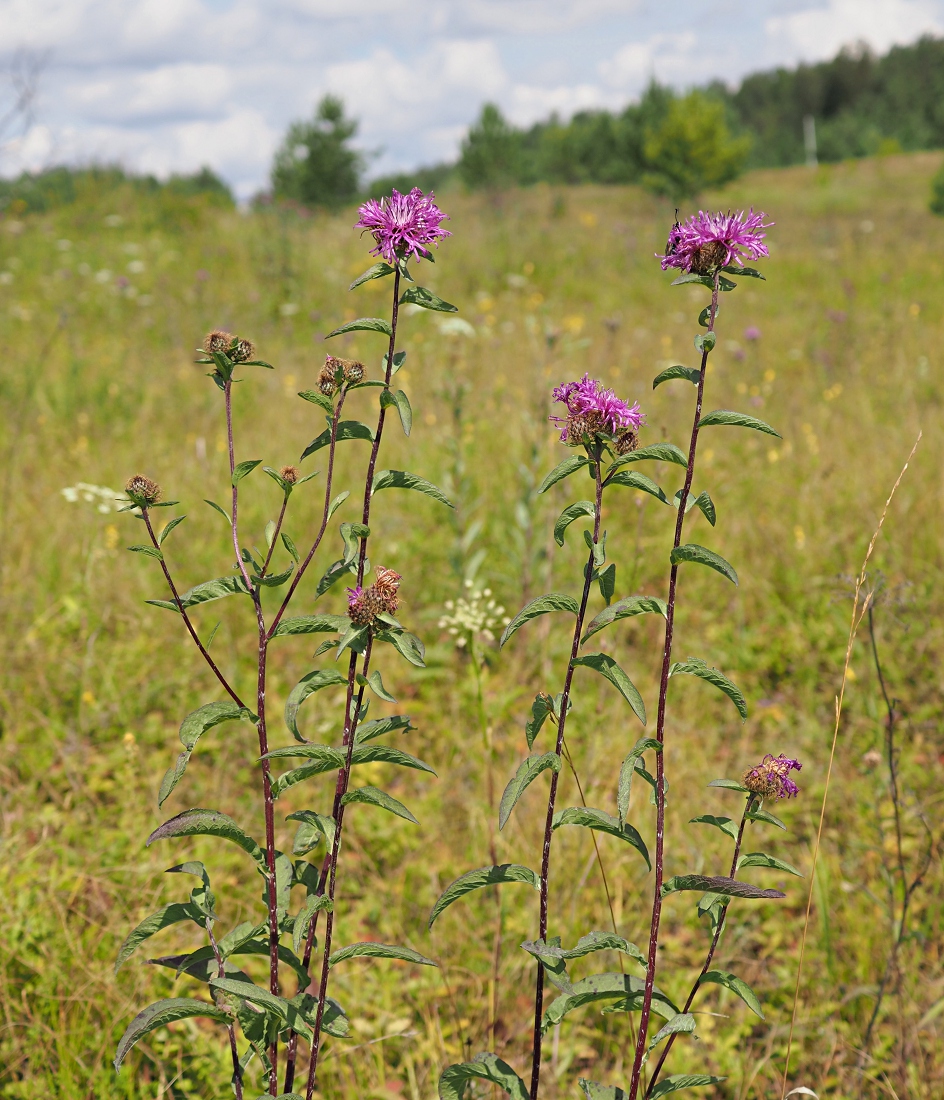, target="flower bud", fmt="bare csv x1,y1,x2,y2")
231,338,255,363
279,465,300,484
125,474,162,508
